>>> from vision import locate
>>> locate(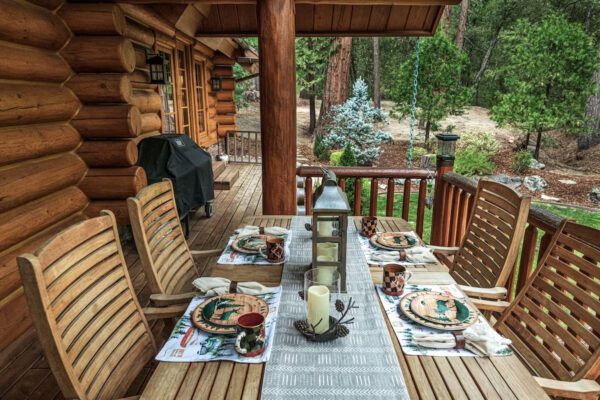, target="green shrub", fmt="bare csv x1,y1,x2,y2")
329,150,343,166
512,150,533,174
454,148,495,176
407,146,428,162
339,143,357,166
458,132,500,157
314,135,330,161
